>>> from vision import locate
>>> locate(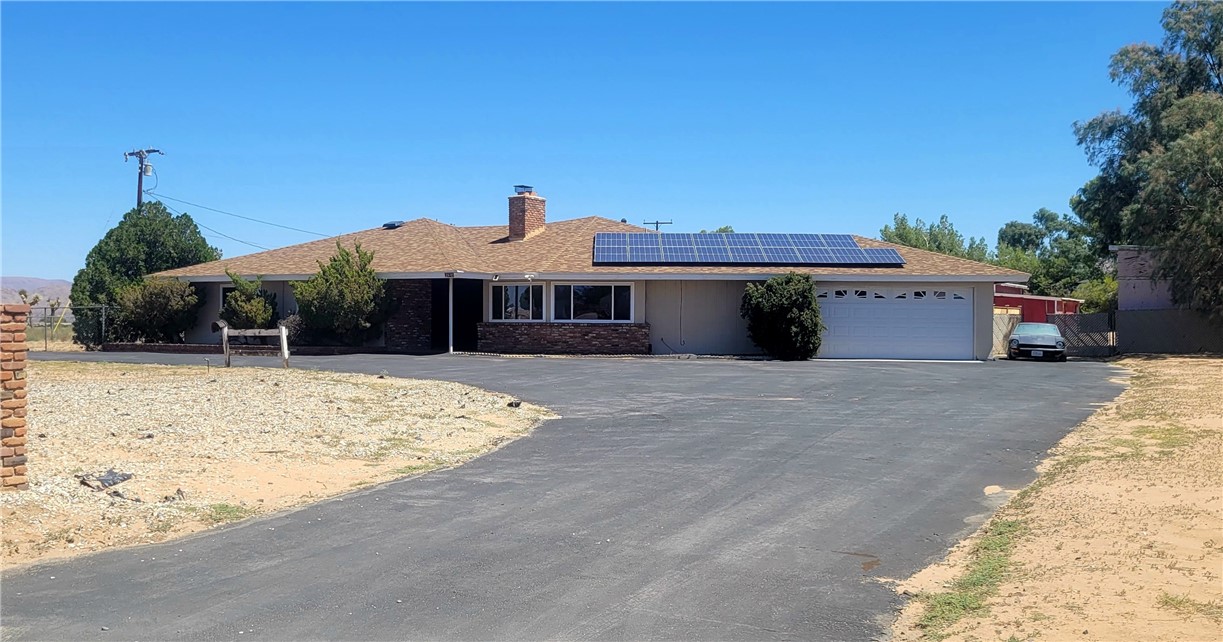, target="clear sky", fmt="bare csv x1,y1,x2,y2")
2,2,1166,281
